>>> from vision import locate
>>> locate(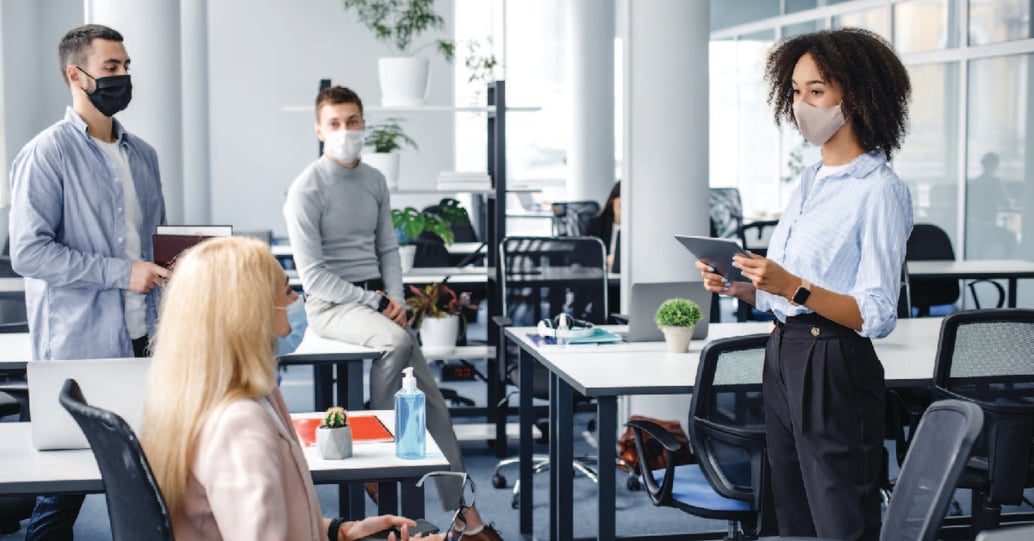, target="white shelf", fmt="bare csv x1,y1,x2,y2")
453,422,540,443
281,104,540,114
422,345,495,361
390,187,540,195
